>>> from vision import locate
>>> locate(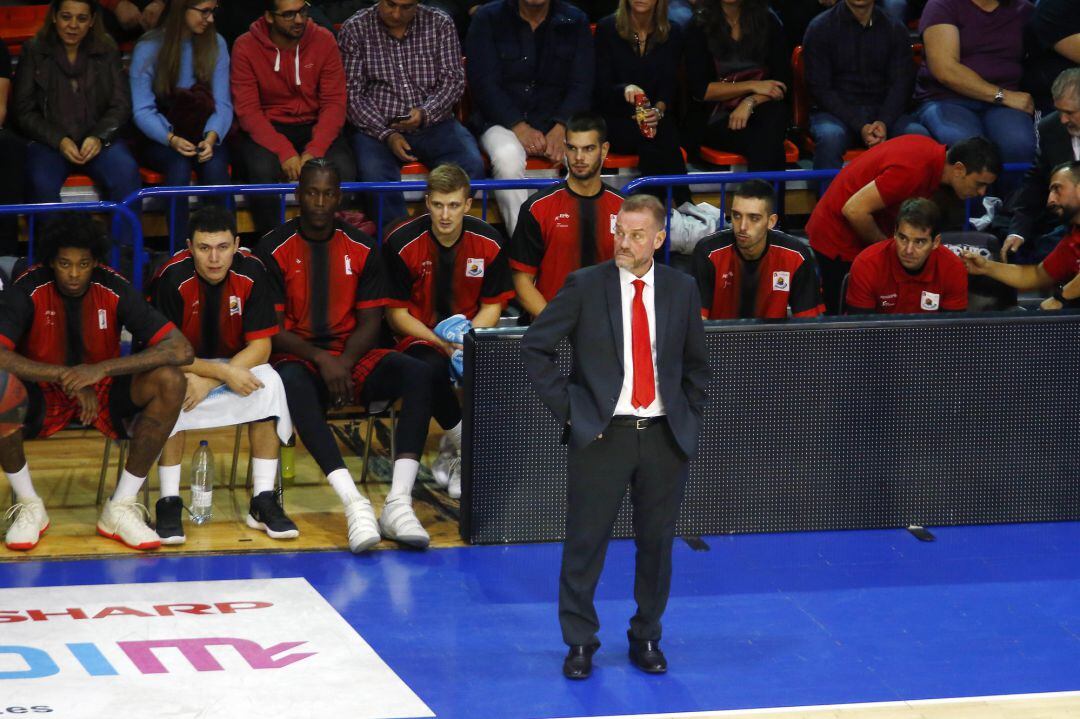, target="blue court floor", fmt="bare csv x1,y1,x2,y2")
3,521,1080,718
